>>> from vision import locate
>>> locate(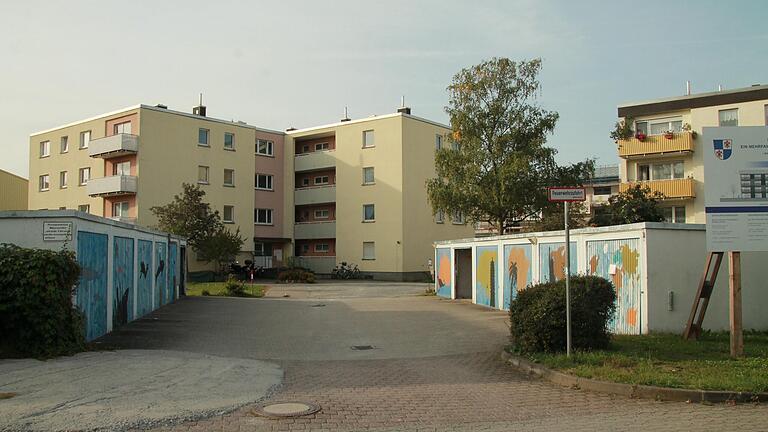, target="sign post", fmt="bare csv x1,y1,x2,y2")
547,187,586,357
